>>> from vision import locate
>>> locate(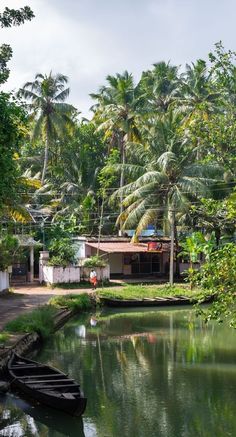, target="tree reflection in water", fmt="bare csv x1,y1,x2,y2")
0,394,85,437
1,308,236,437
